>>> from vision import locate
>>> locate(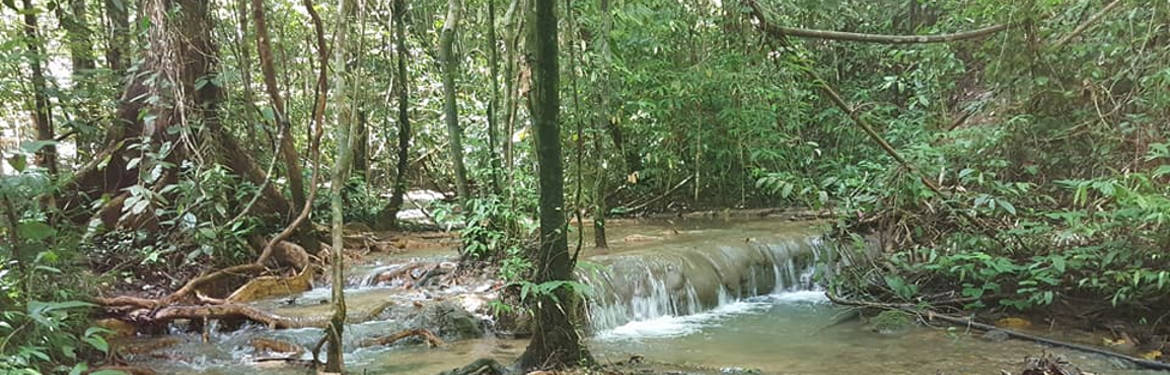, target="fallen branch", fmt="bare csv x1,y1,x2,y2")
620,175,692,213
360,328,444,348
147,304,320,329
826,293,1170,371
745,1,1007,44
1052,0,1123,49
